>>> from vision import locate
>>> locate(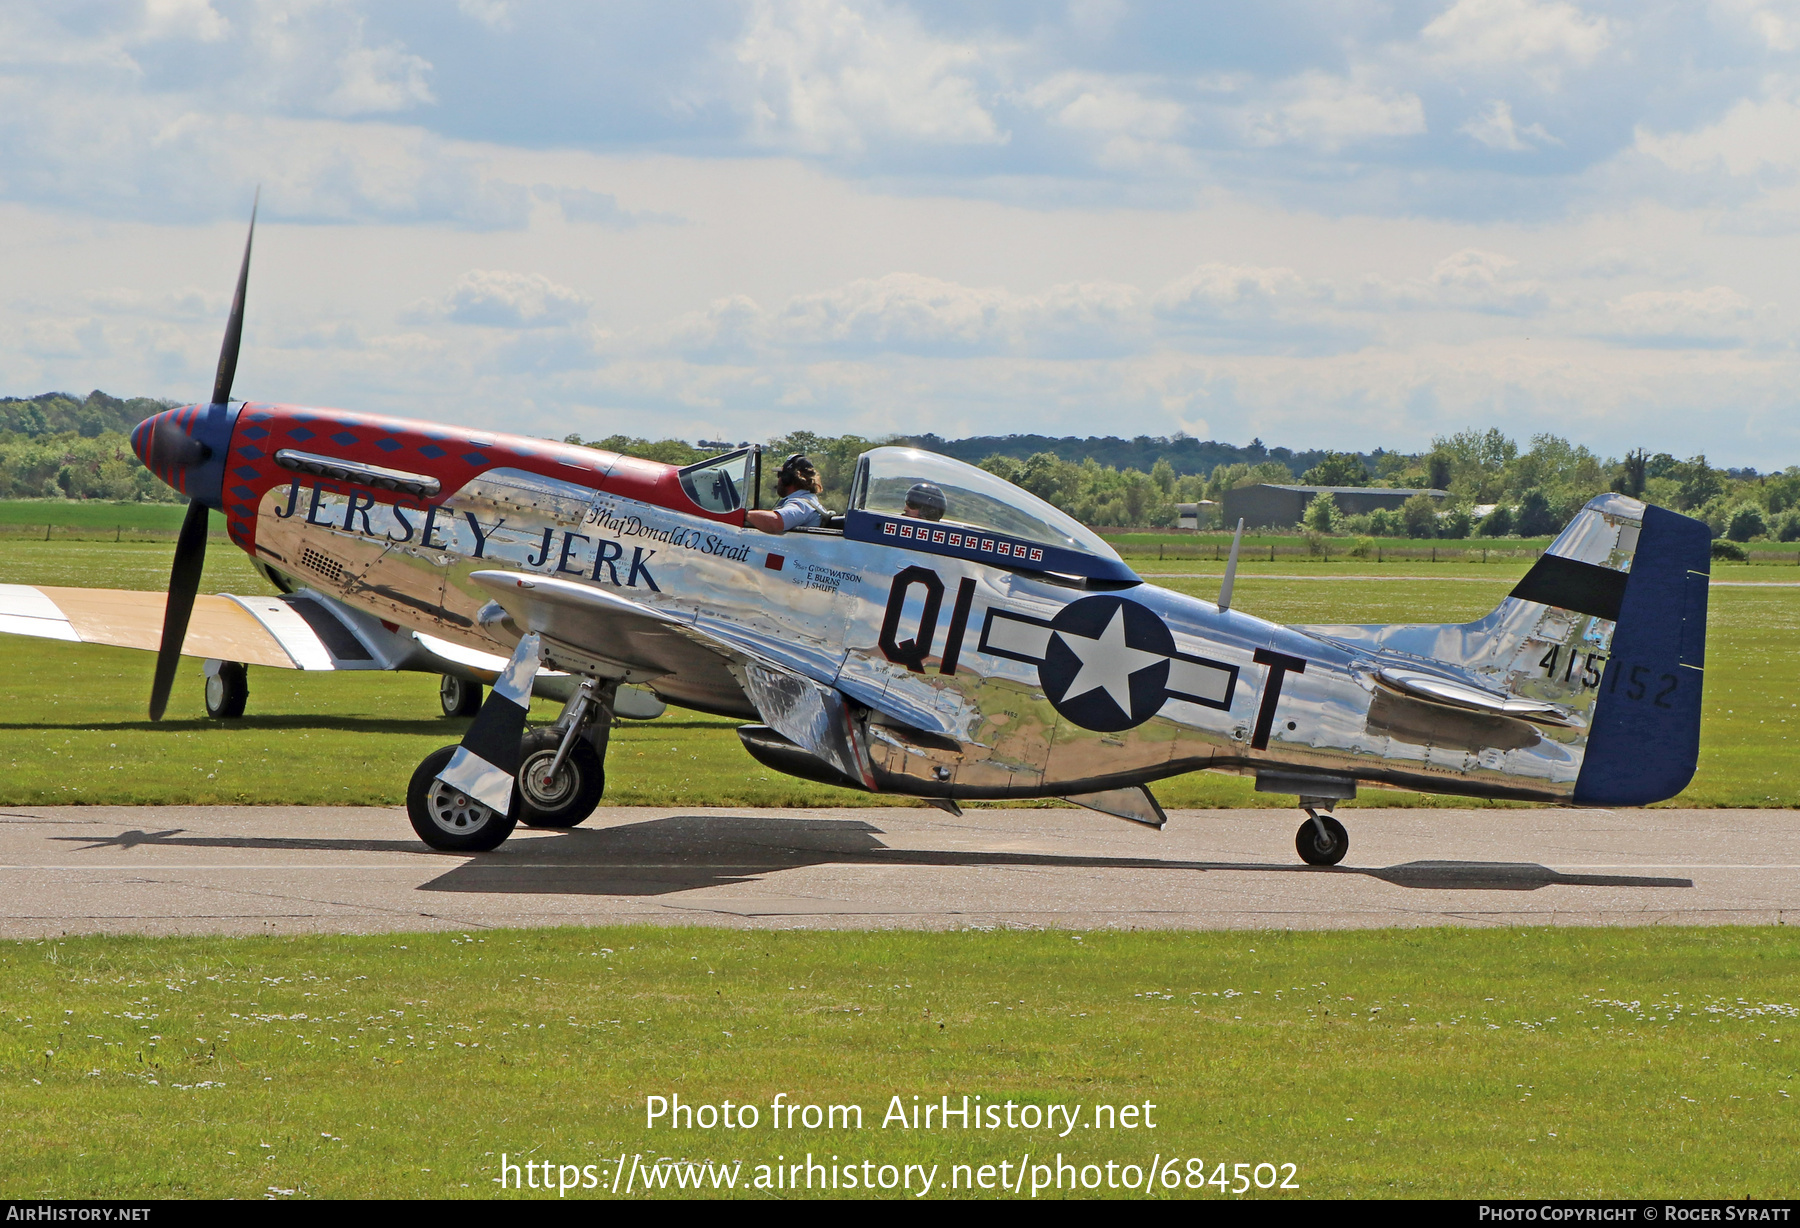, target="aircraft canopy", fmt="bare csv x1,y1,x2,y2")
851,447,1124,564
